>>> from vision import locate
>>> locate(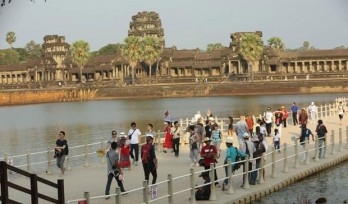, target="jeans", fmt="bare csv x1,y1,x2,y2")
318,139,324,159
56,155,66,170
249,159,260,184
292,112,298,125
172,138,180,156
274,141,280,151
190,149,199,163
143,162,157,184
266,123,272,135
223,163,235,185
130,144,139,161
105,171,125,195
